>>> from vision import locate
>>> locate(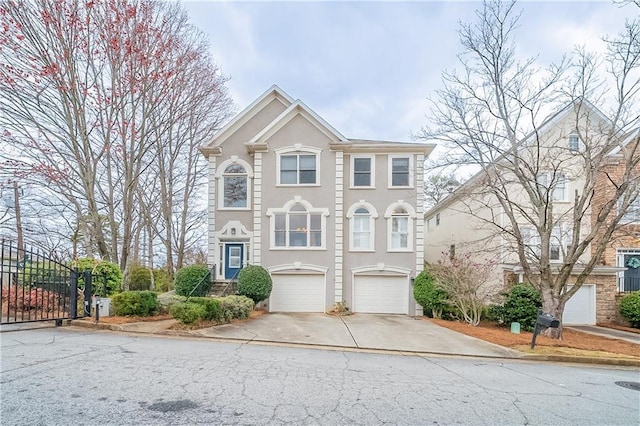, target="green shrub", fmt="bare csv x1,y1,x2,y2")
128,266,152,291
488,284,541,332
152,269,172,292
413,270,452,319
237,265,272,304
174,264,211,297
188,297,223,322
74,258,123,296
157,292,186,314
111,291,158,316
219,295,254,322
170,302,207,324
619,291,640,328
